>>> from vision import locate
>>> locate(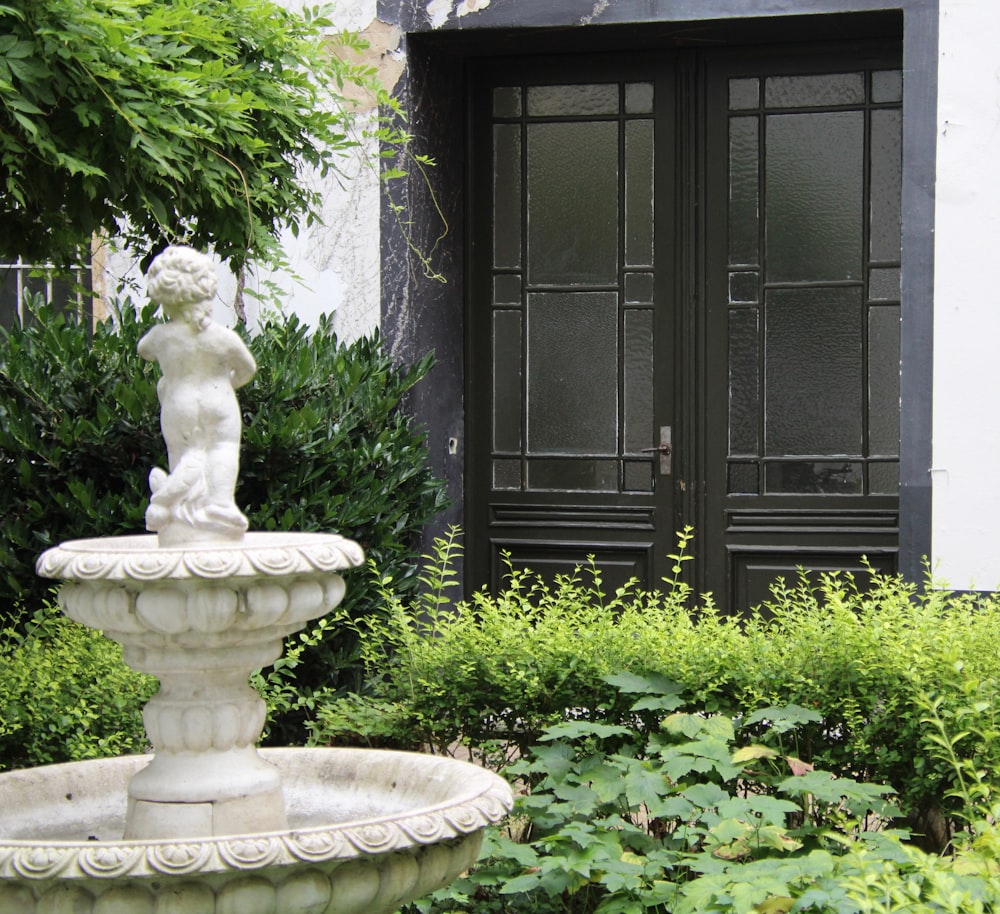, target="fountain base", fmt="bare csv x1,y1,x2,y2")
0,748,513,914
